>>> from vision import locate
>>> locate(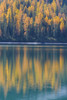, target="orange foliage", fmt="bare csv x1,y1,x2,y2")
45,8,49,17
60,21,64,32
53,16,60,25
